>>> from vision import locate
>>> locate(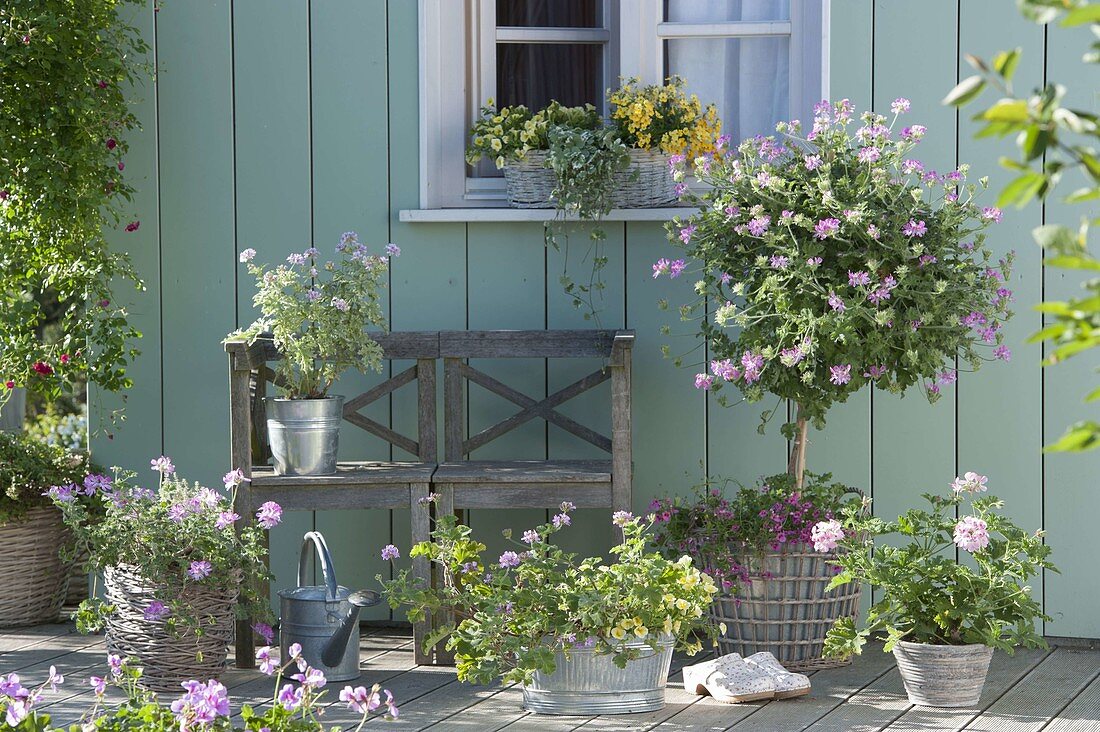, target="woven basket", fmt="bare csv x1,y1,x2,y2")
0,507,72,627
502,148,677,210
709,544,861,672
103,564,238,693
66,552,89,606
609,149,677,209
